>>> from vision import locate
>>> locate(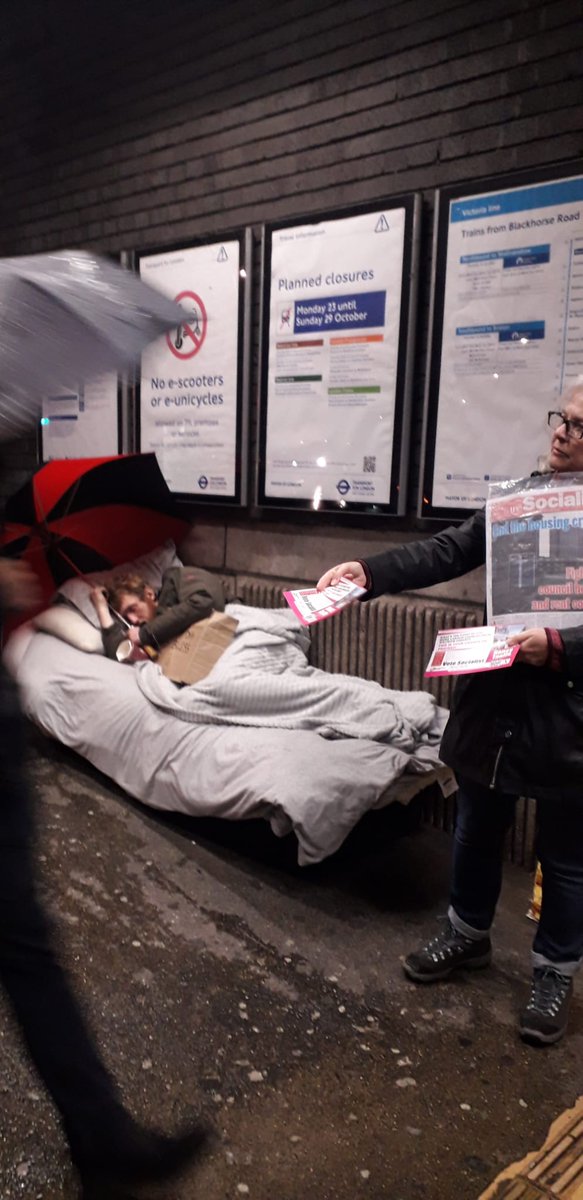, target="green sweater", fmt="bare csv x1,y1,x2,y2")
102,566,225,659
